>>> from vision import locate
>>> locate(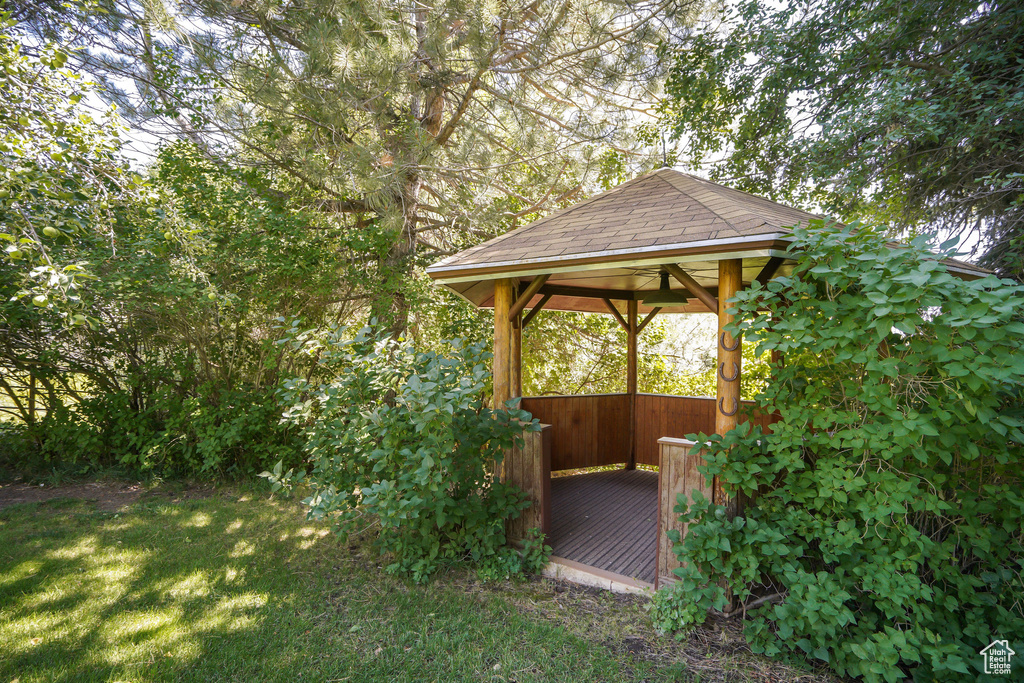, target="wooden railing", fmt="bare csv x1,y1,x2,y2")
655,437,710,588
520,393,776,472
506,424,553,542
